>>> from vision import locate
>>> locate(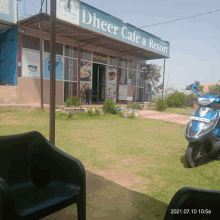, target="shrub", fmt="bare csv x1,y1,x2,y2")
184,93,198,107
116,105,122,109
102,98,116,114
68,112,74,118
65,95,81,108
156,98,167,111
152,95,157,103
87,107,93,117
126,102,143,110
148,102,155,108
128,111,135,118
94,107,101,116
165,92,187,108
